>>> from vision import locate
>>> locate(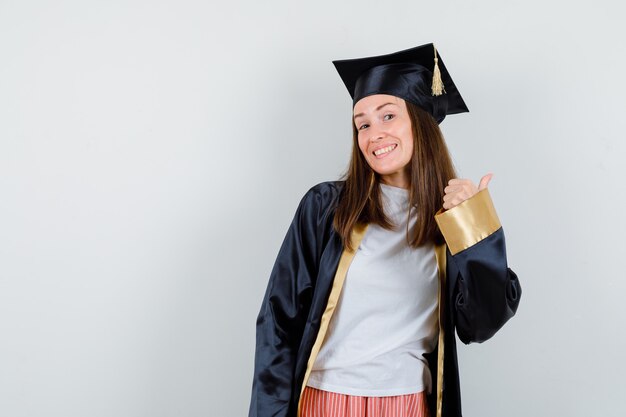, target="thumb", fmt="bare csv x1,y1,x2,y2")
478,173,493,191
